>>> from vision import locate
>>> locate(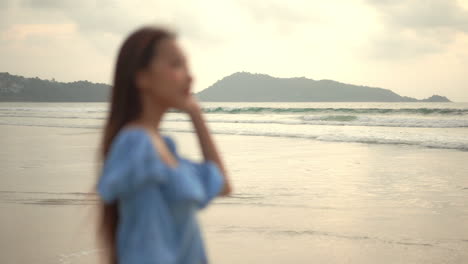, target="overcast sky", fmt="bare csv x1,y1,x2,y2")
1,0,467,101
